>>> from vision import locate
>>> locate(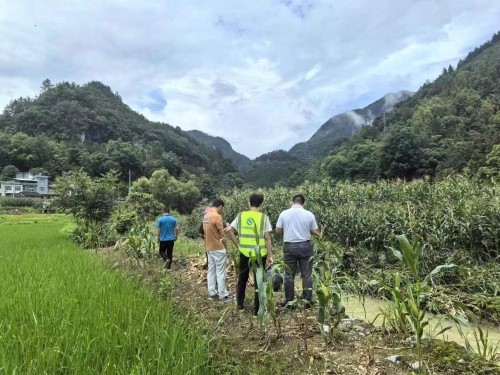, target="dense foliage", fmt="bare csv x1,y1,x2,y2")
222,176,499,270
242,150,304,188
0,81,238,196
